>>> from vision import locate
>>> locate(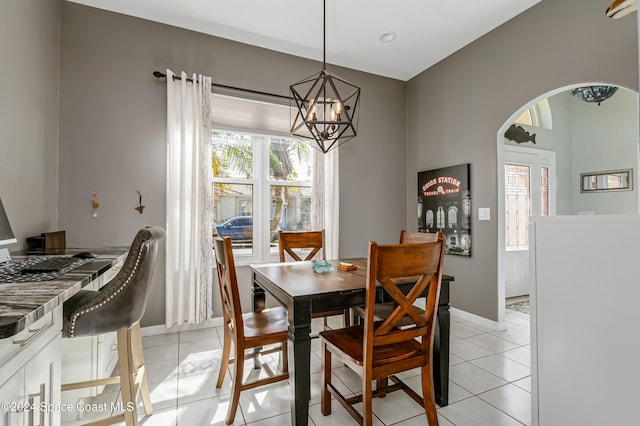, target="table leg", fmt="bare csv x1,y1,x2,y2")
252,280,266,312
434,303,450,406
288,300,312,426
252,276,266,369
